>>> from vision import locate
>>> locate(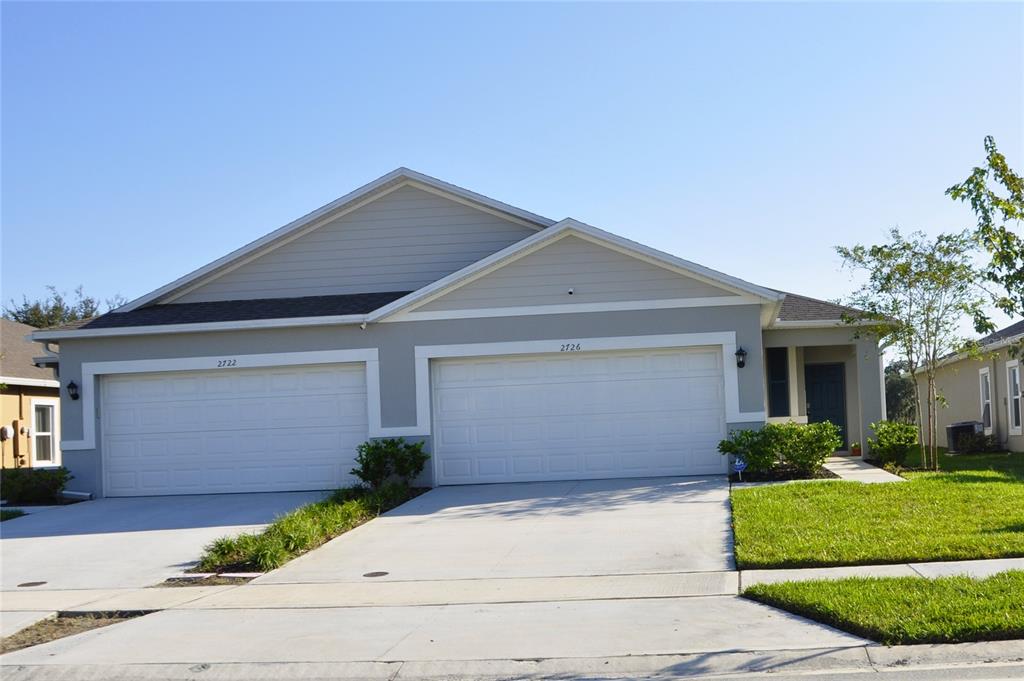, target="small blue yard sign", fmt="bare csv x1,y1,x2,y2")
733,456,747,480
